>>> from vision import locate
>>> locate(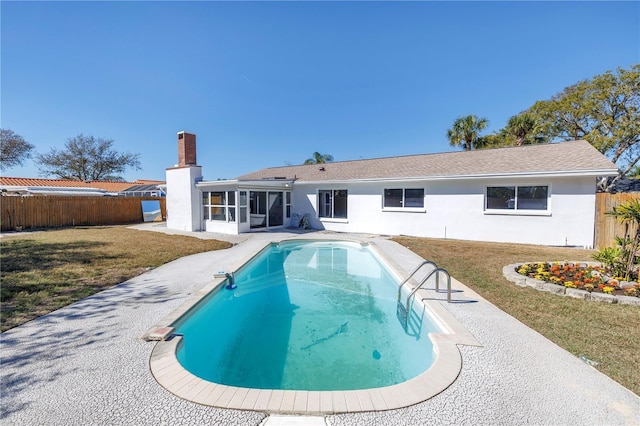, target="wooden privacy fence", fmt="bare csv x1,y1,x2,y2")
1,196,166,232
594,192,640,249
